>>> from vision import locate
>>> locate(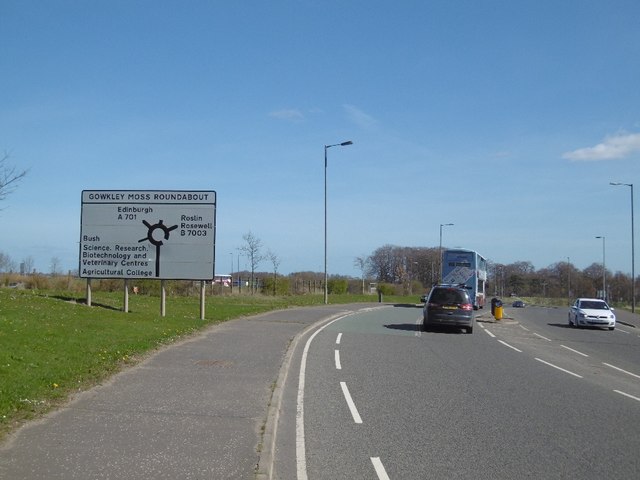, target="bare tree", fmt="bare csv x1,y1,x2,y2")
239,232,263,294
367,244,397,283
1,152,28,205
267,249,281,296
354,255,370,294
0,251,16,273
21,256,35,274
50,257,61,276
